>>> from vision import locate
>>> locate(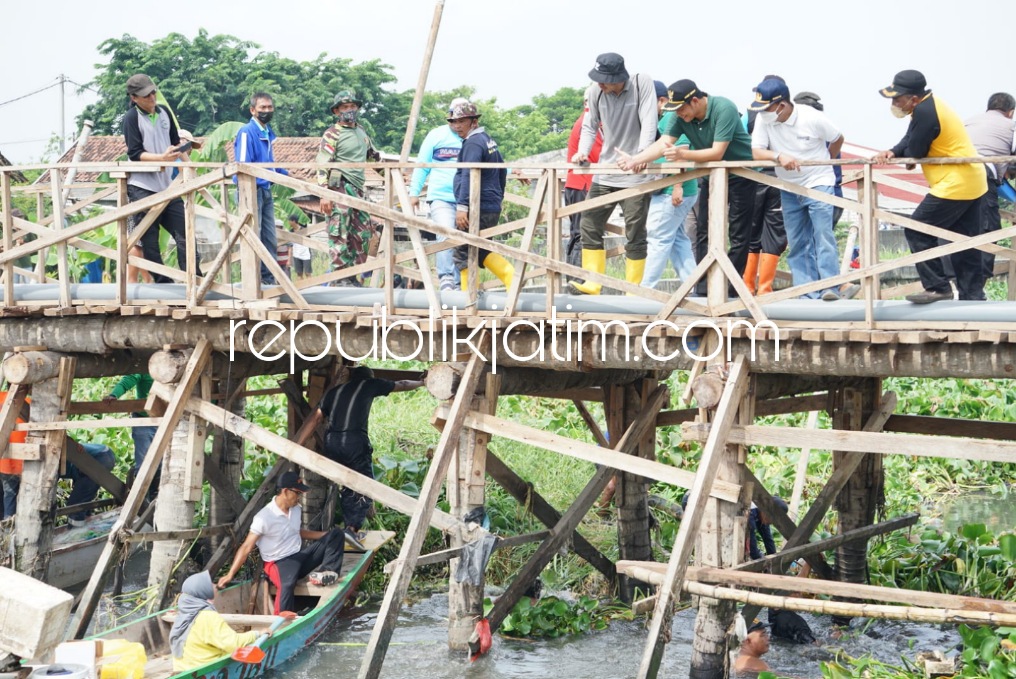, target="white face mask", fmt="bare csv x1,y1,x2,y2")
890,104,909,119
758,111,778,124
